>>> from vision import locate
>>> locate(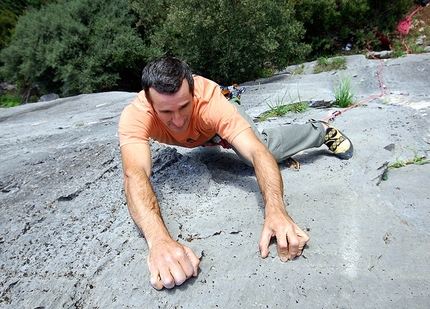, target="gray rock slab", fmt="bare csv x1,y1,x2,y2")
1,54,430,308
